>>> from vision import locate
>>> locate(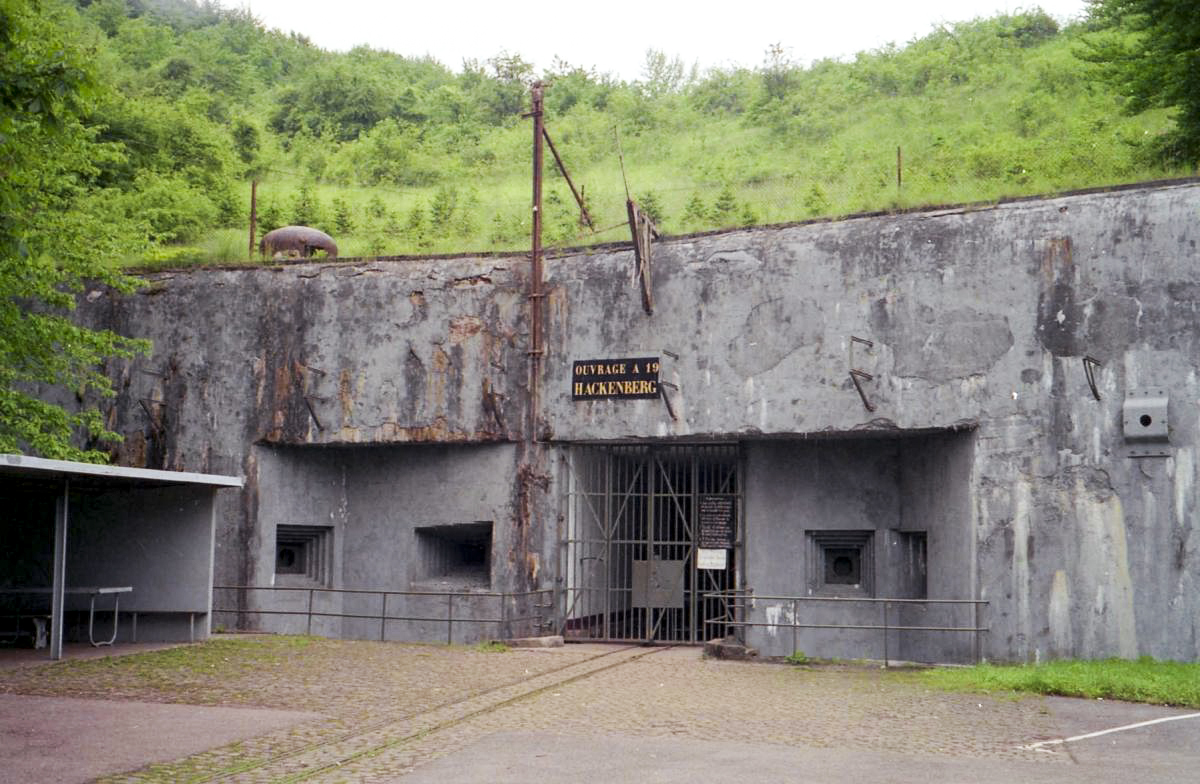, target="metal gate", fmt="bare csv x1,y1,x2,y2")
562,443,741,642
